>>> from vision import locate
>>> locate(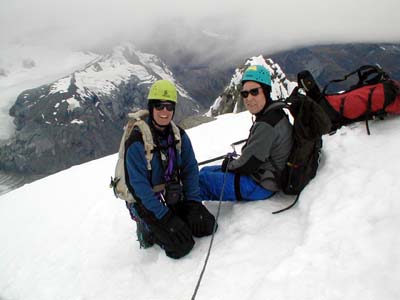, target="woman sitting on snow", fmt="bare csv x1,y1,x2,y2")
124,80,216,259
199,65,293,201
